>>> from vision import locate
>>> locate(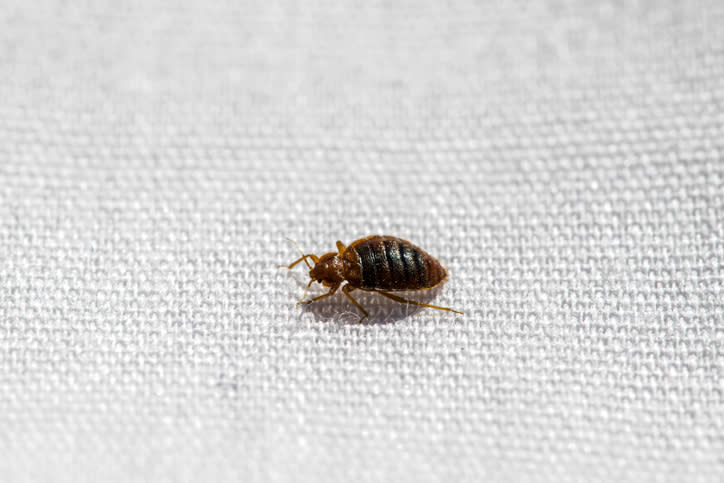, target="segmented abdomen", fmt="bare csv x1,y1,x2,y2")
347,235,447,290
